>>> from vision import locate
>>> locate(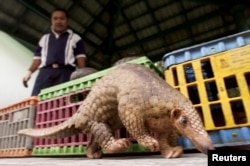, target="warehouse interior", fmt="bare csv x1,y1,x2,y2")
1,1,250,162
1,0,250,70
